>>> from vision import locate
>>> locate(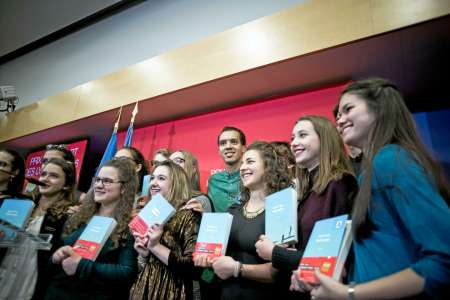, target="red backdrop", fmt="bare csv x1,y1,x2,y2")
117,84,345,192
25,140,88,181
